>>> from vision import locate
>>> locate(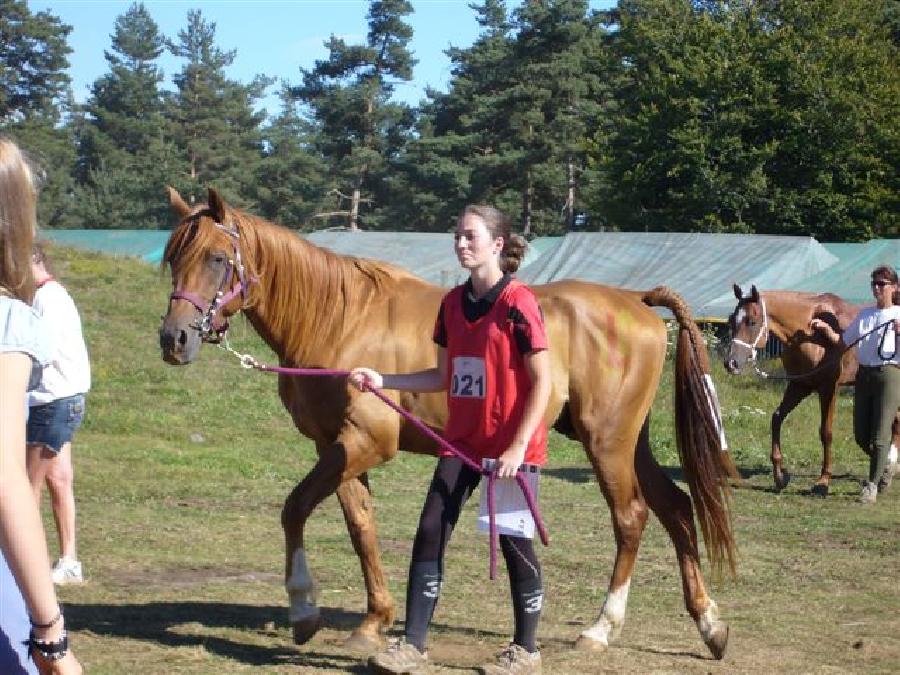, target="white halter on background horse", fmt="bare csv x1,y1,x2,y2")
159,187,736,659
